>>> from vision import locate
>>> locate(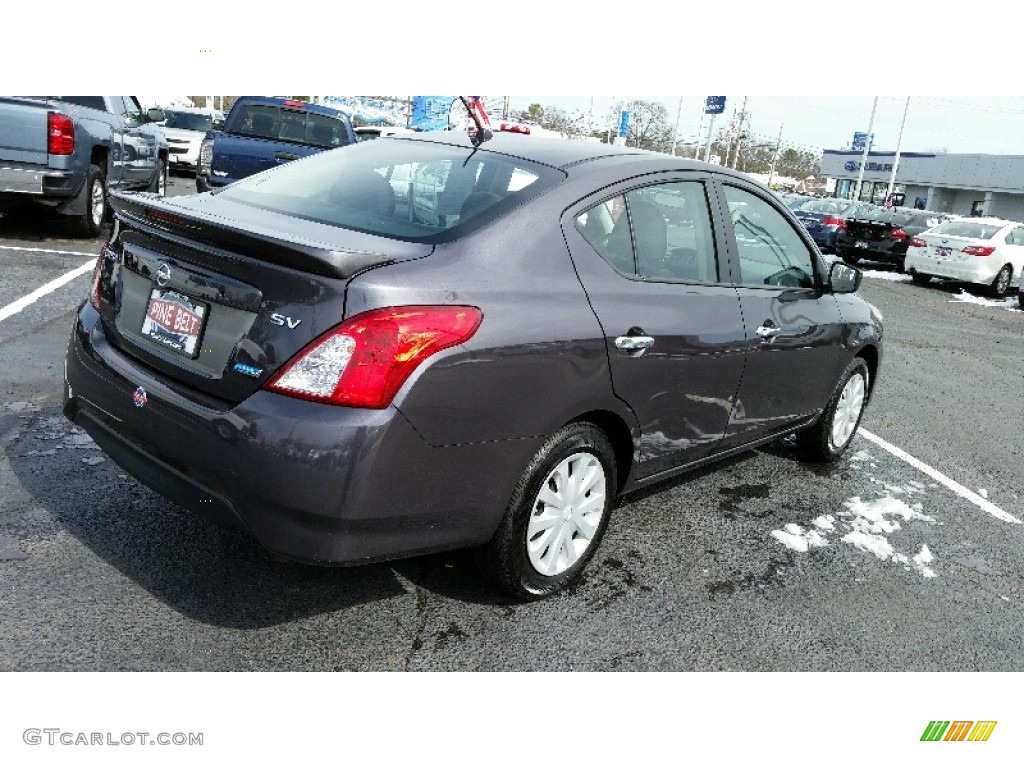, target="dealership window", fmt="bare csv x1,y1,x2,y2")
970,200,985,217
